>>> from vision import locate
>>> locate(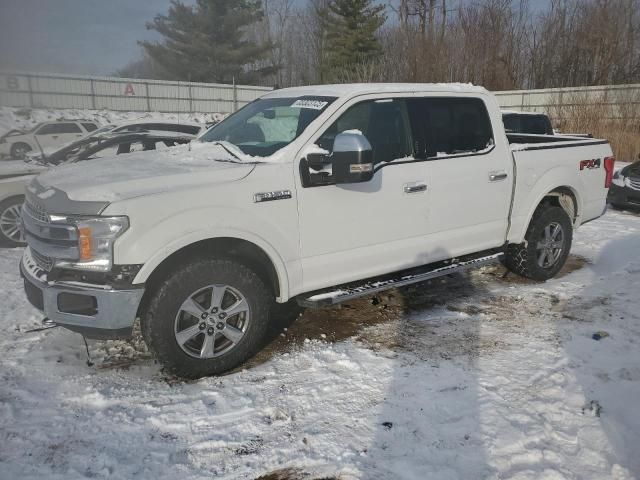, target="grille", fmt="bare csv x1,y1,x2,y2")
629,177,640,191
24,198,49,223
31,248,54,272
